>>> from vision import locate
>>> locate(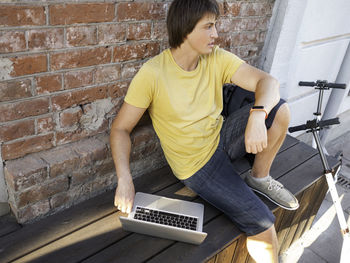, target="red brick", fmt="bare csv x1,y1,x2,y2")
66,26,97,47
121,61,142,79
98,24,126,44
56,120,108,146
0,119,35,142
117,2,167,21
0,97,49,122
131,139,159,162
216,34,232,49
107,97,124,118
50,191,72,210
152,21,167,41
72,137,108,166
28,28,64,51
113,42,159,62
17,176,68,208
4,155,48,192
232,45,263,59
38,144,80,178
64,69,94,90
37,115,55,133
127,22,152,40
56,129,89,146
71,159,113,186
131,125,157,148
232,32,260,46
217,18,242,33
50,3,115,25
0,31,26,53
1,133,54,160
51,85,108,111
0,6,45,27
240,2,272,17
35,74,62,94
258,31,267,43
91,170,115,191
16,199,50,224
59,107,83,128
222,2,241,16
240,17,270,32
10,54,47,77
50,47,111,71
95,64,121,84
108,81,129,98
0,79,32,102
